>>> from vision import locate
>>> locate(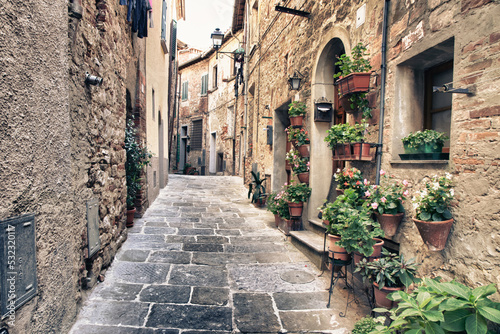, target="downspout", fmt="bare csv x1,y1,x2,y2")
243,0,250,181
176,73,181,170
375,0,390,185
